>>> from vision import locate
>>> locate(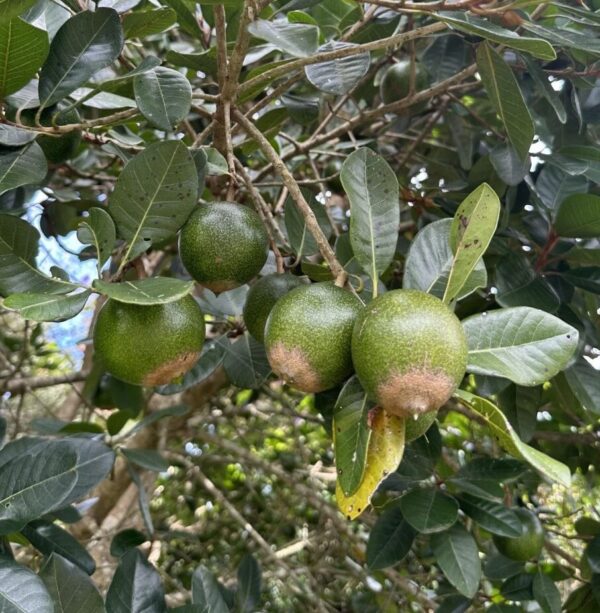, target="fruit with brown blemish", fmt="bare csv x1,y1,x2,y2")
93,295,205,386
179,202,269,293
351,289,467,417
243,273,307,343
264,283,362,393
